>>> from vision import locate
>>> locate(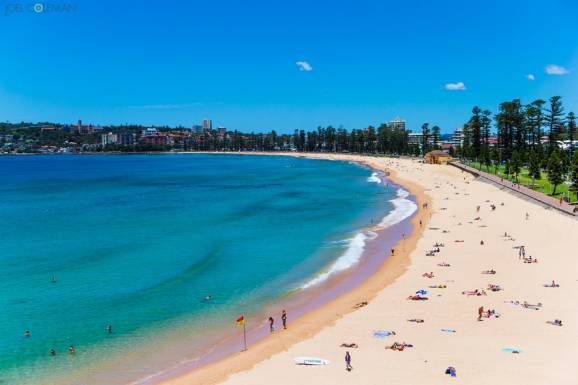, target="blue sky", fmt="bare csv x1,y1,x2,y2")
0,0,577,133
